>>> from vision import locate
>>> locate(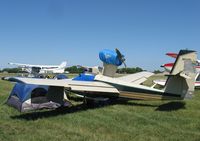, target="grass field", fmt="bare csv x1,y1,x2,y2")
0,73,200,141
